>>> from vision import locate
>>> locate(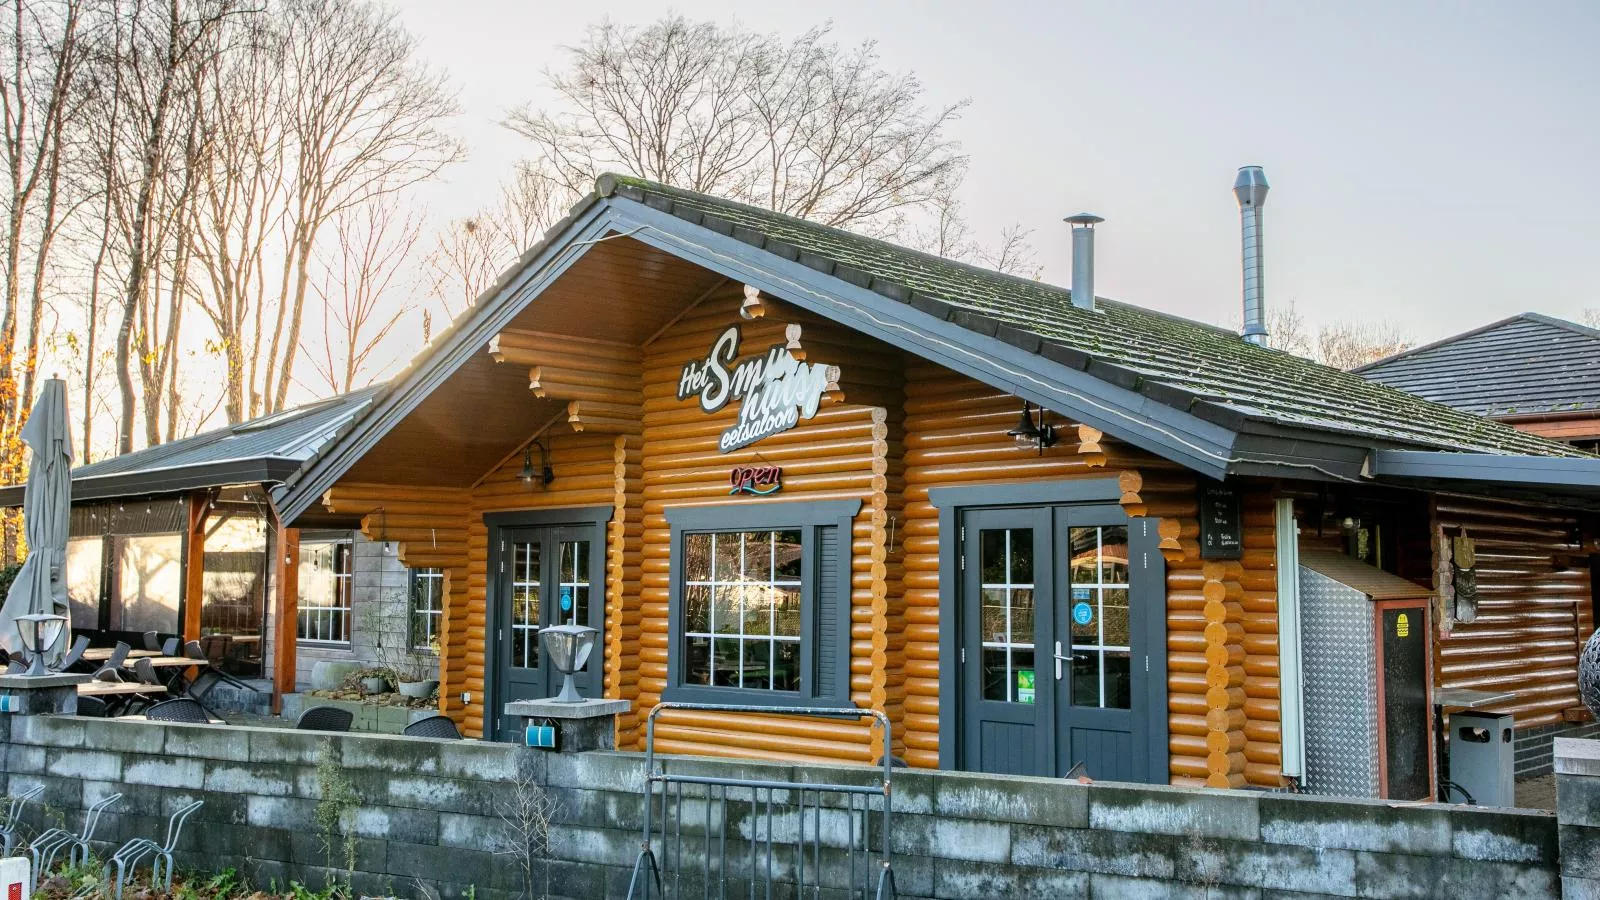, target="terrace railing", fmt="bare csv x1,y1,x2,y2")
626,702,897,900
